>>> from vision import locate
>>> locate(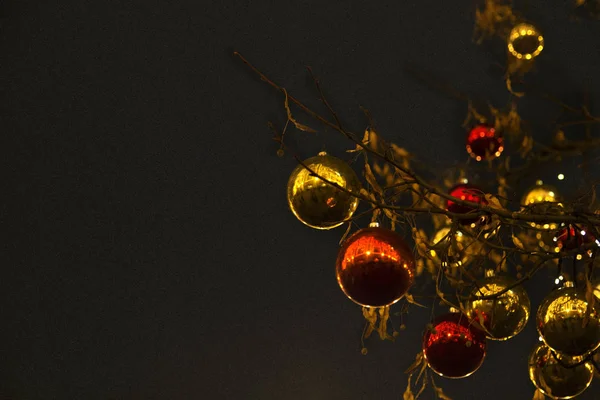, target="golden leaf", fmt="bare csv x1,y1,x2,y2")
416,259,425,276
506,76,525,98
405,352,425,374
364,162,383,195
347,129,370,153
512,235,525,250
339,222,353,245
484,193,506,211
382,163,390,176
405,293,427,308
392,143,410,158
403,381,415,400
283,89,316,132
435,387,453,400
532,388,546,400
369,128,379,150
373,162,383,176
